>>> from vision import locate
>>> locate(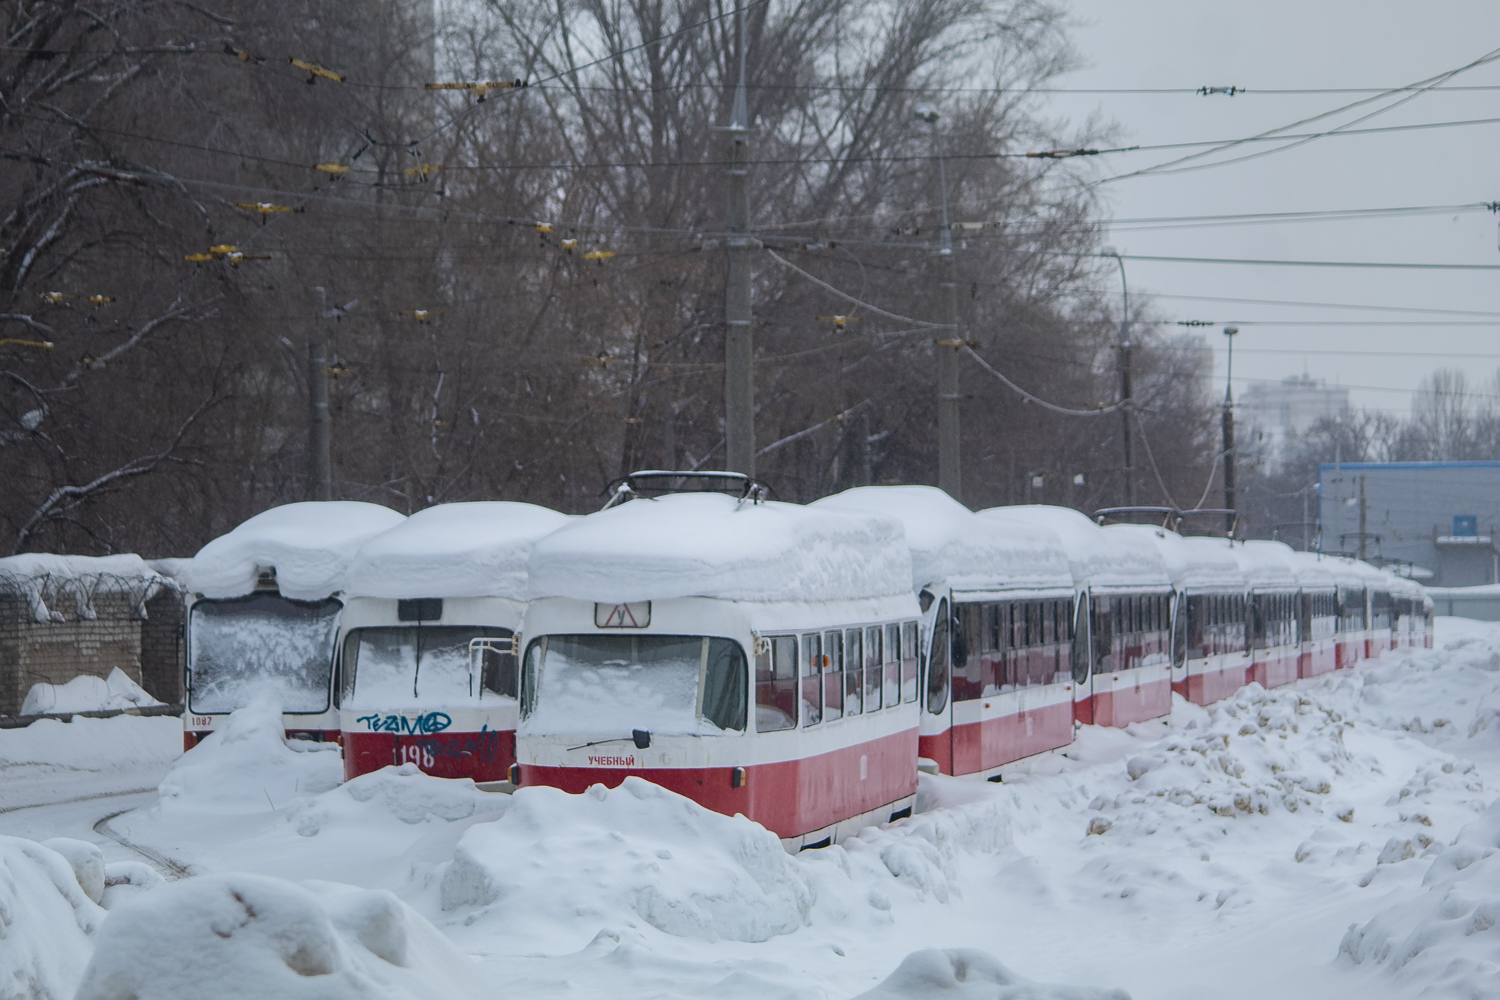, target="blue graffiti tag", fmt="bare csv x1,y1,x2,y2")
410,726,503,763
355,712,453,735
